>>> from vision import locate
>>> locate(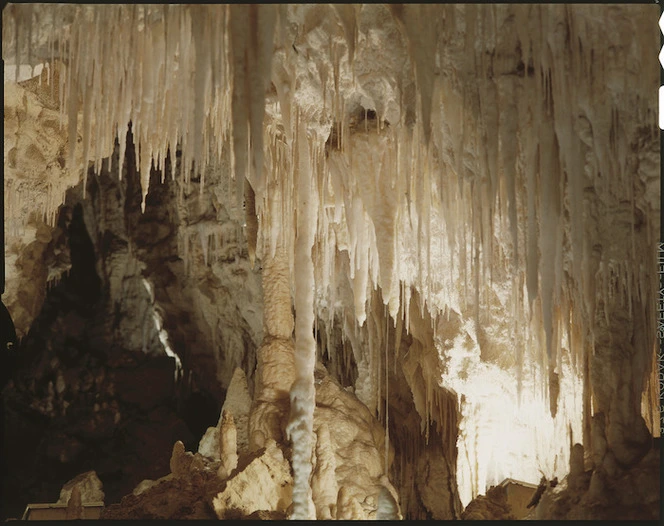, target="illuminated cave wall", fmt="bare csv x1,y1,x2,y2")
2,3,660,520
